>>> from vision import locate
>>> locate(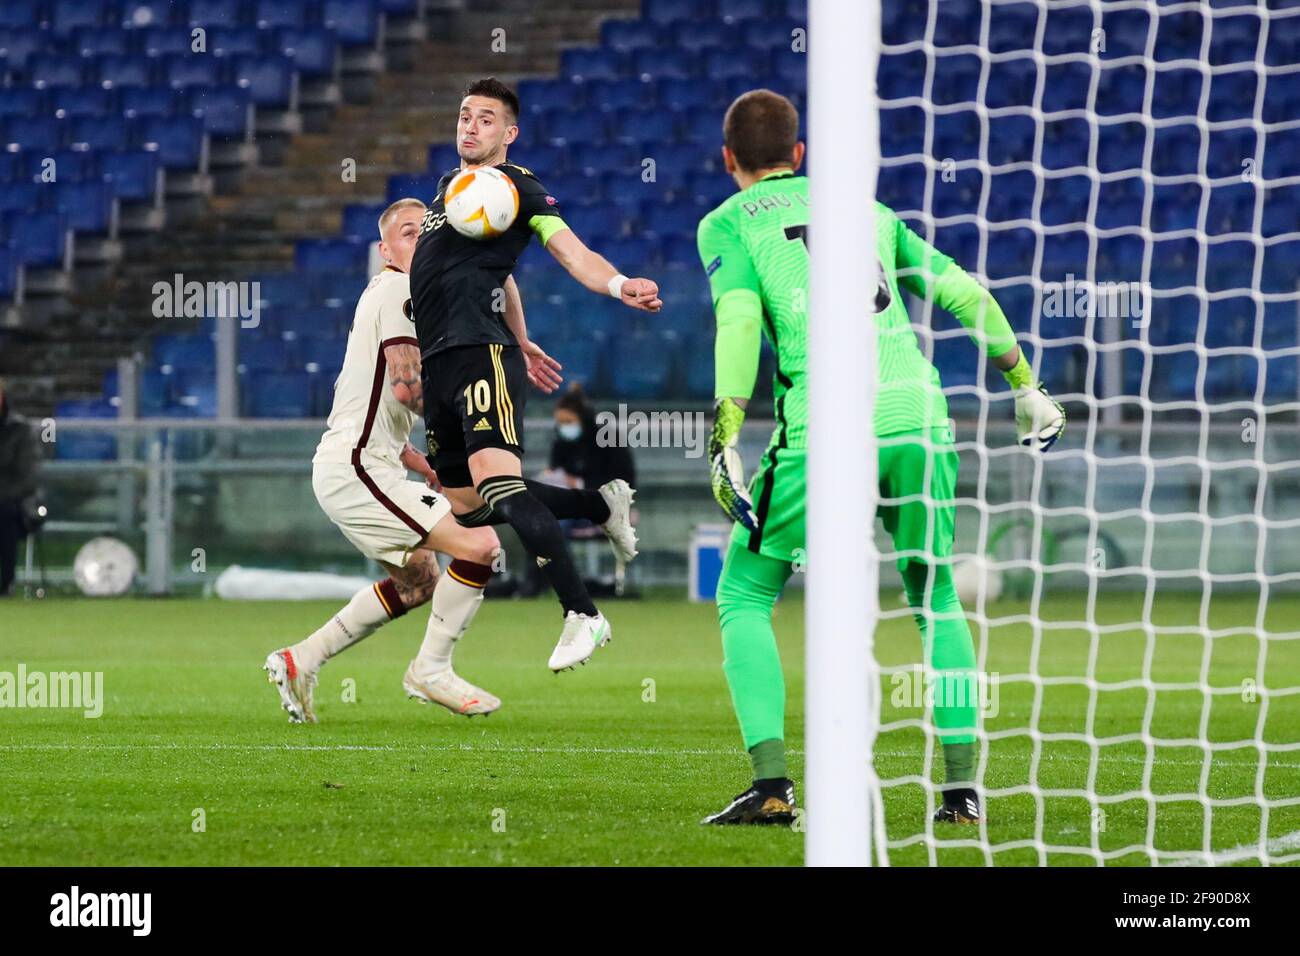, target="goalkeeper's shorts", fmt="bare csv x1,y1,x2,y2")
732,425,959,570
